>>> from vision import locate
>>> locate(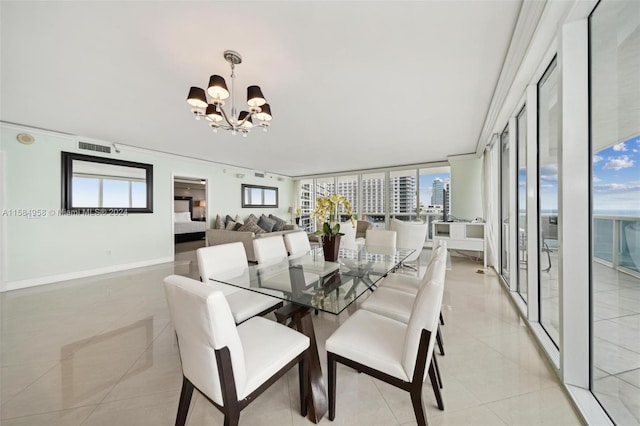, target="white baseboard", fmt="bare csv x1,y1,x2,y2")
2,256,174,292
